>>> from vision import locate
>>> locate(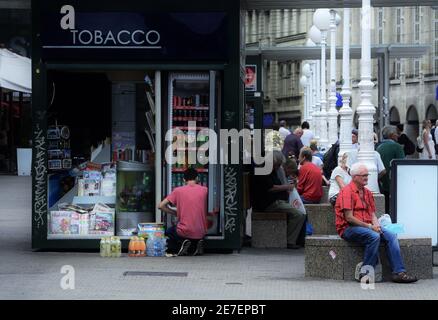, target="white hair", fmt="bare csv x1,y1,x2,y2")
350,163,368,176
